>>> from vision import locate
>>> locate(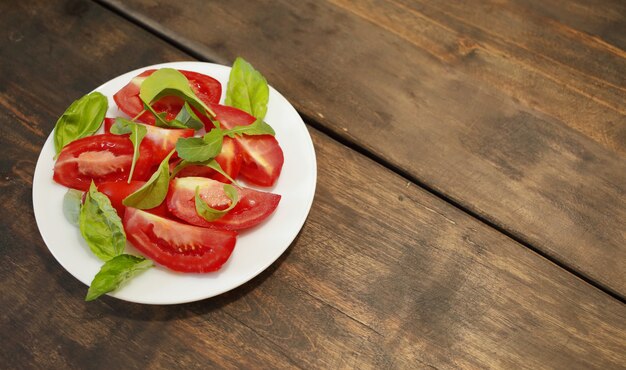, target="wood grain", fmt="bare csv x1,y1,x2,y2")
1,1,626,368
101,0,626,297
